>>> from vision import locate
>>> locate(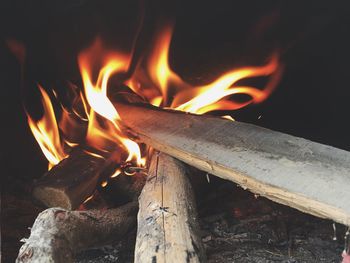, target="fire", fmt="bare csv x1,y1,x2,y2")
173,59,279,114
27,86,67,169
147,25,184,106
78,40,143,165
130,24,280,114
25,24,281,173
